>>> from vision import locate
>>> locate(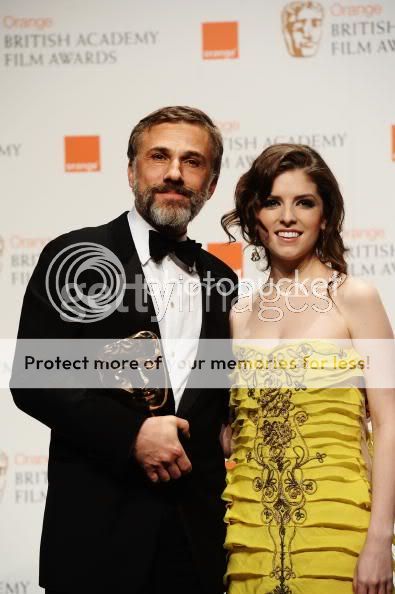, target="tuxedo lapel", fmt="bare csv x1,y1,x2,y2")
122,250,161,337
107,212,177,414
108,212,161,338
108,215,231,419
